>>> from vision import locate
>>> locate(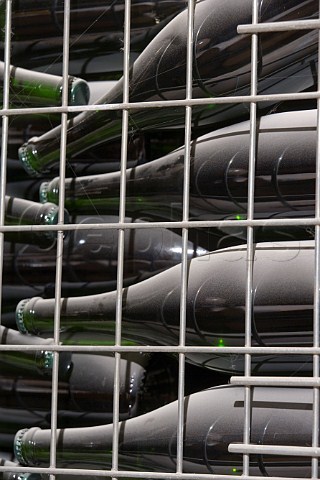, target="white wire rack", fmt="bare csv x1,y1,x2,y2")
0,1,320,480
